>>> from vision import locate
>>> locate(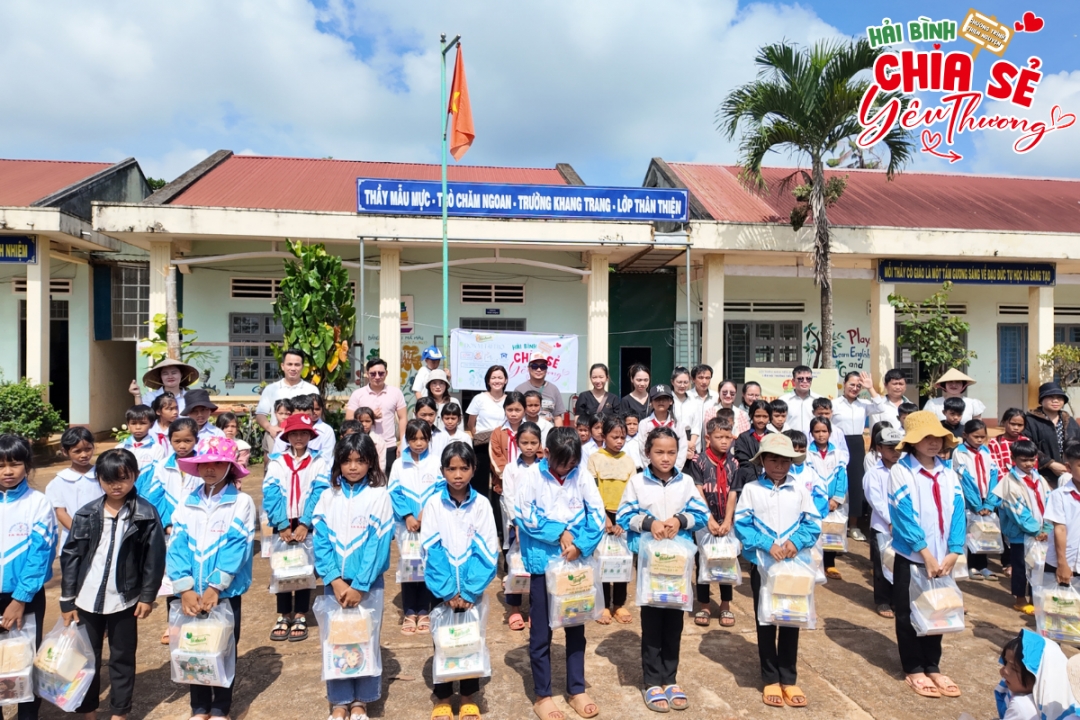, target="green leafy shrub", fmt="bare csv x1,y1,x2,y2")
0,377,67,440
236,409,266,465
